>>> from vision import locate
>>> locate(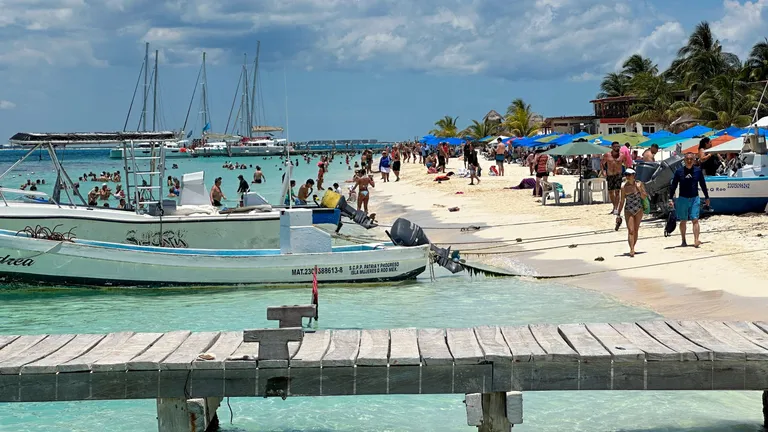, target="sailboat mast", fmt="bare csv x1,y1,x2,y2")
201,51,208,138
243,53,251,138
250,41,260,131
142,42,149,132
152,49,158,132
